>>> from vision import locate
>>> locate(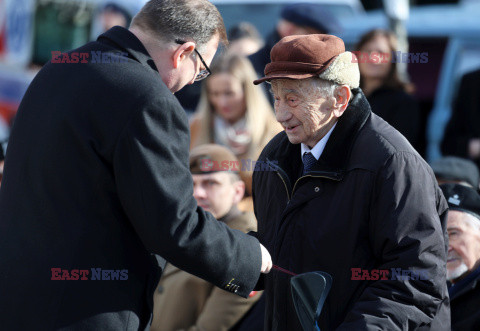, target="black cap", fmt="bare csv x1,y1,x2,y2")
280,3,341,34
431,156,479,189
440,183,480,221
